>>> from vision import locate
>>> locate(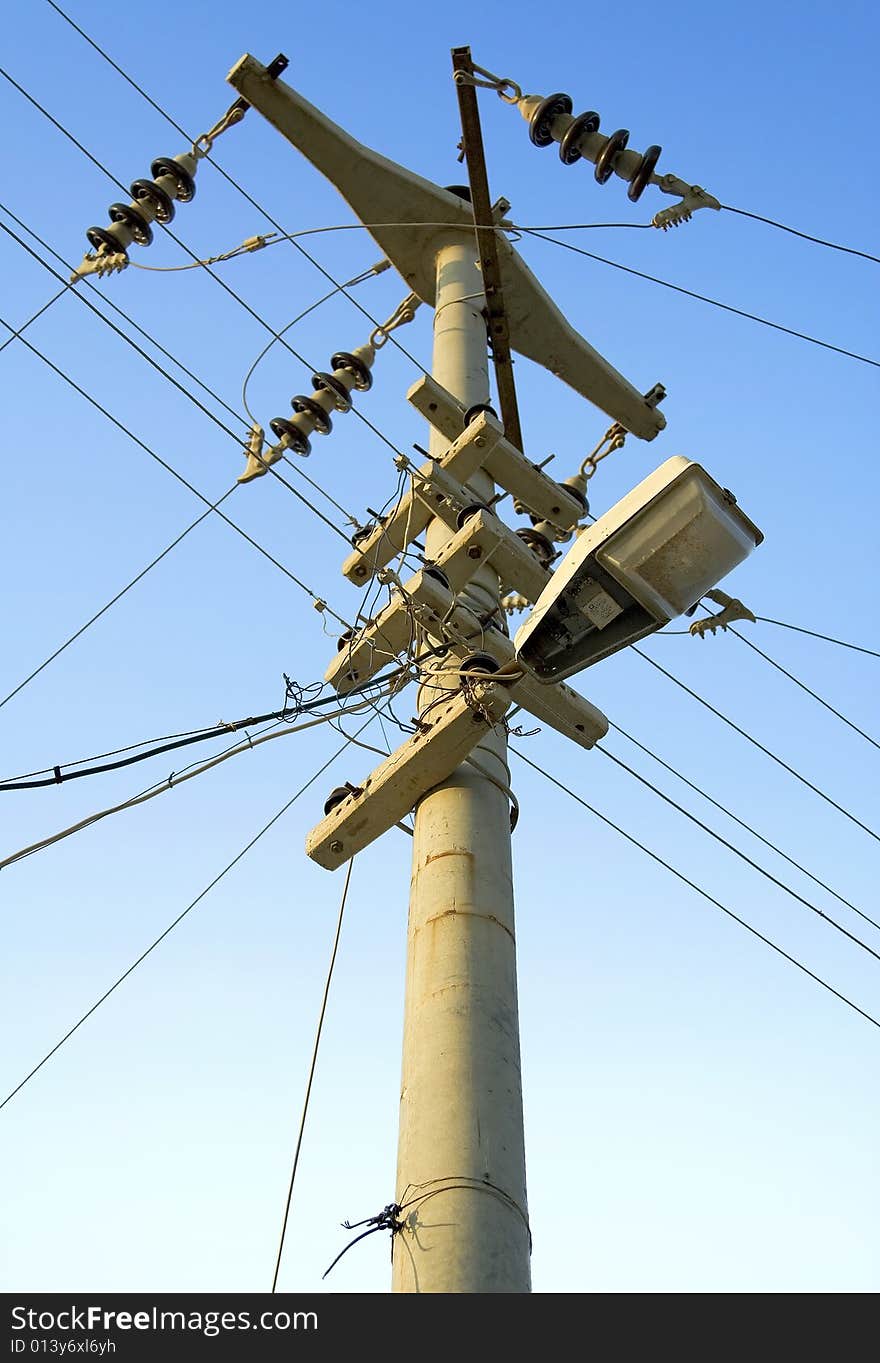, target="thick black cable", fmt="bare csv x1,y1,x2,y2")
727,627,880,752
720,204,880,266
0,316,350,627
512,747,880,1032
0,65,414,462
610,721,880,935
271,856,355,1293
755,618,880,660
520,228,880,370
0,732,362,1113
0,214,351,547
595,743,880,964
0,667,406,790
632,645,880,845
